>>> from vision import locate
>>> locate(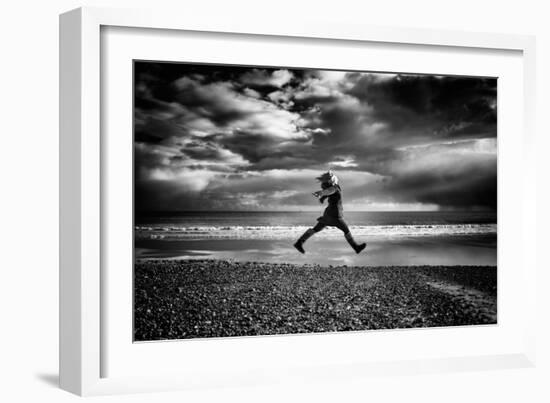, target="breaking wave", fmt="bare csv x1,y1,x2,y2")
135,224,496,241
